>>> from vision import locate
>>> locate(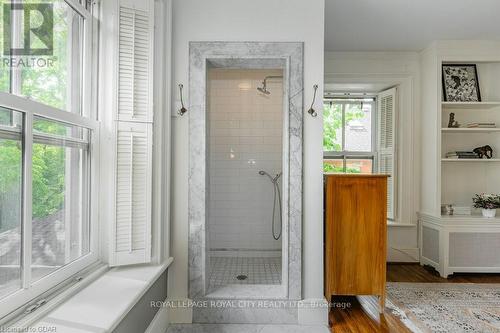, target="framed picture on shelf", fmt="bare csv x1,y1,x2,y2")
442,64,481,102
